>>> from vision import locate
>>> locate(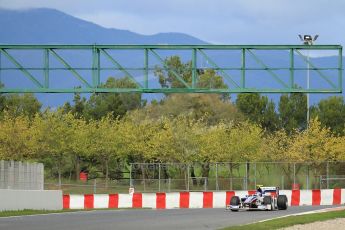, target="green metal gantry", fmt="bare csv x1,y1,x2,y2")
0,44,342,93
